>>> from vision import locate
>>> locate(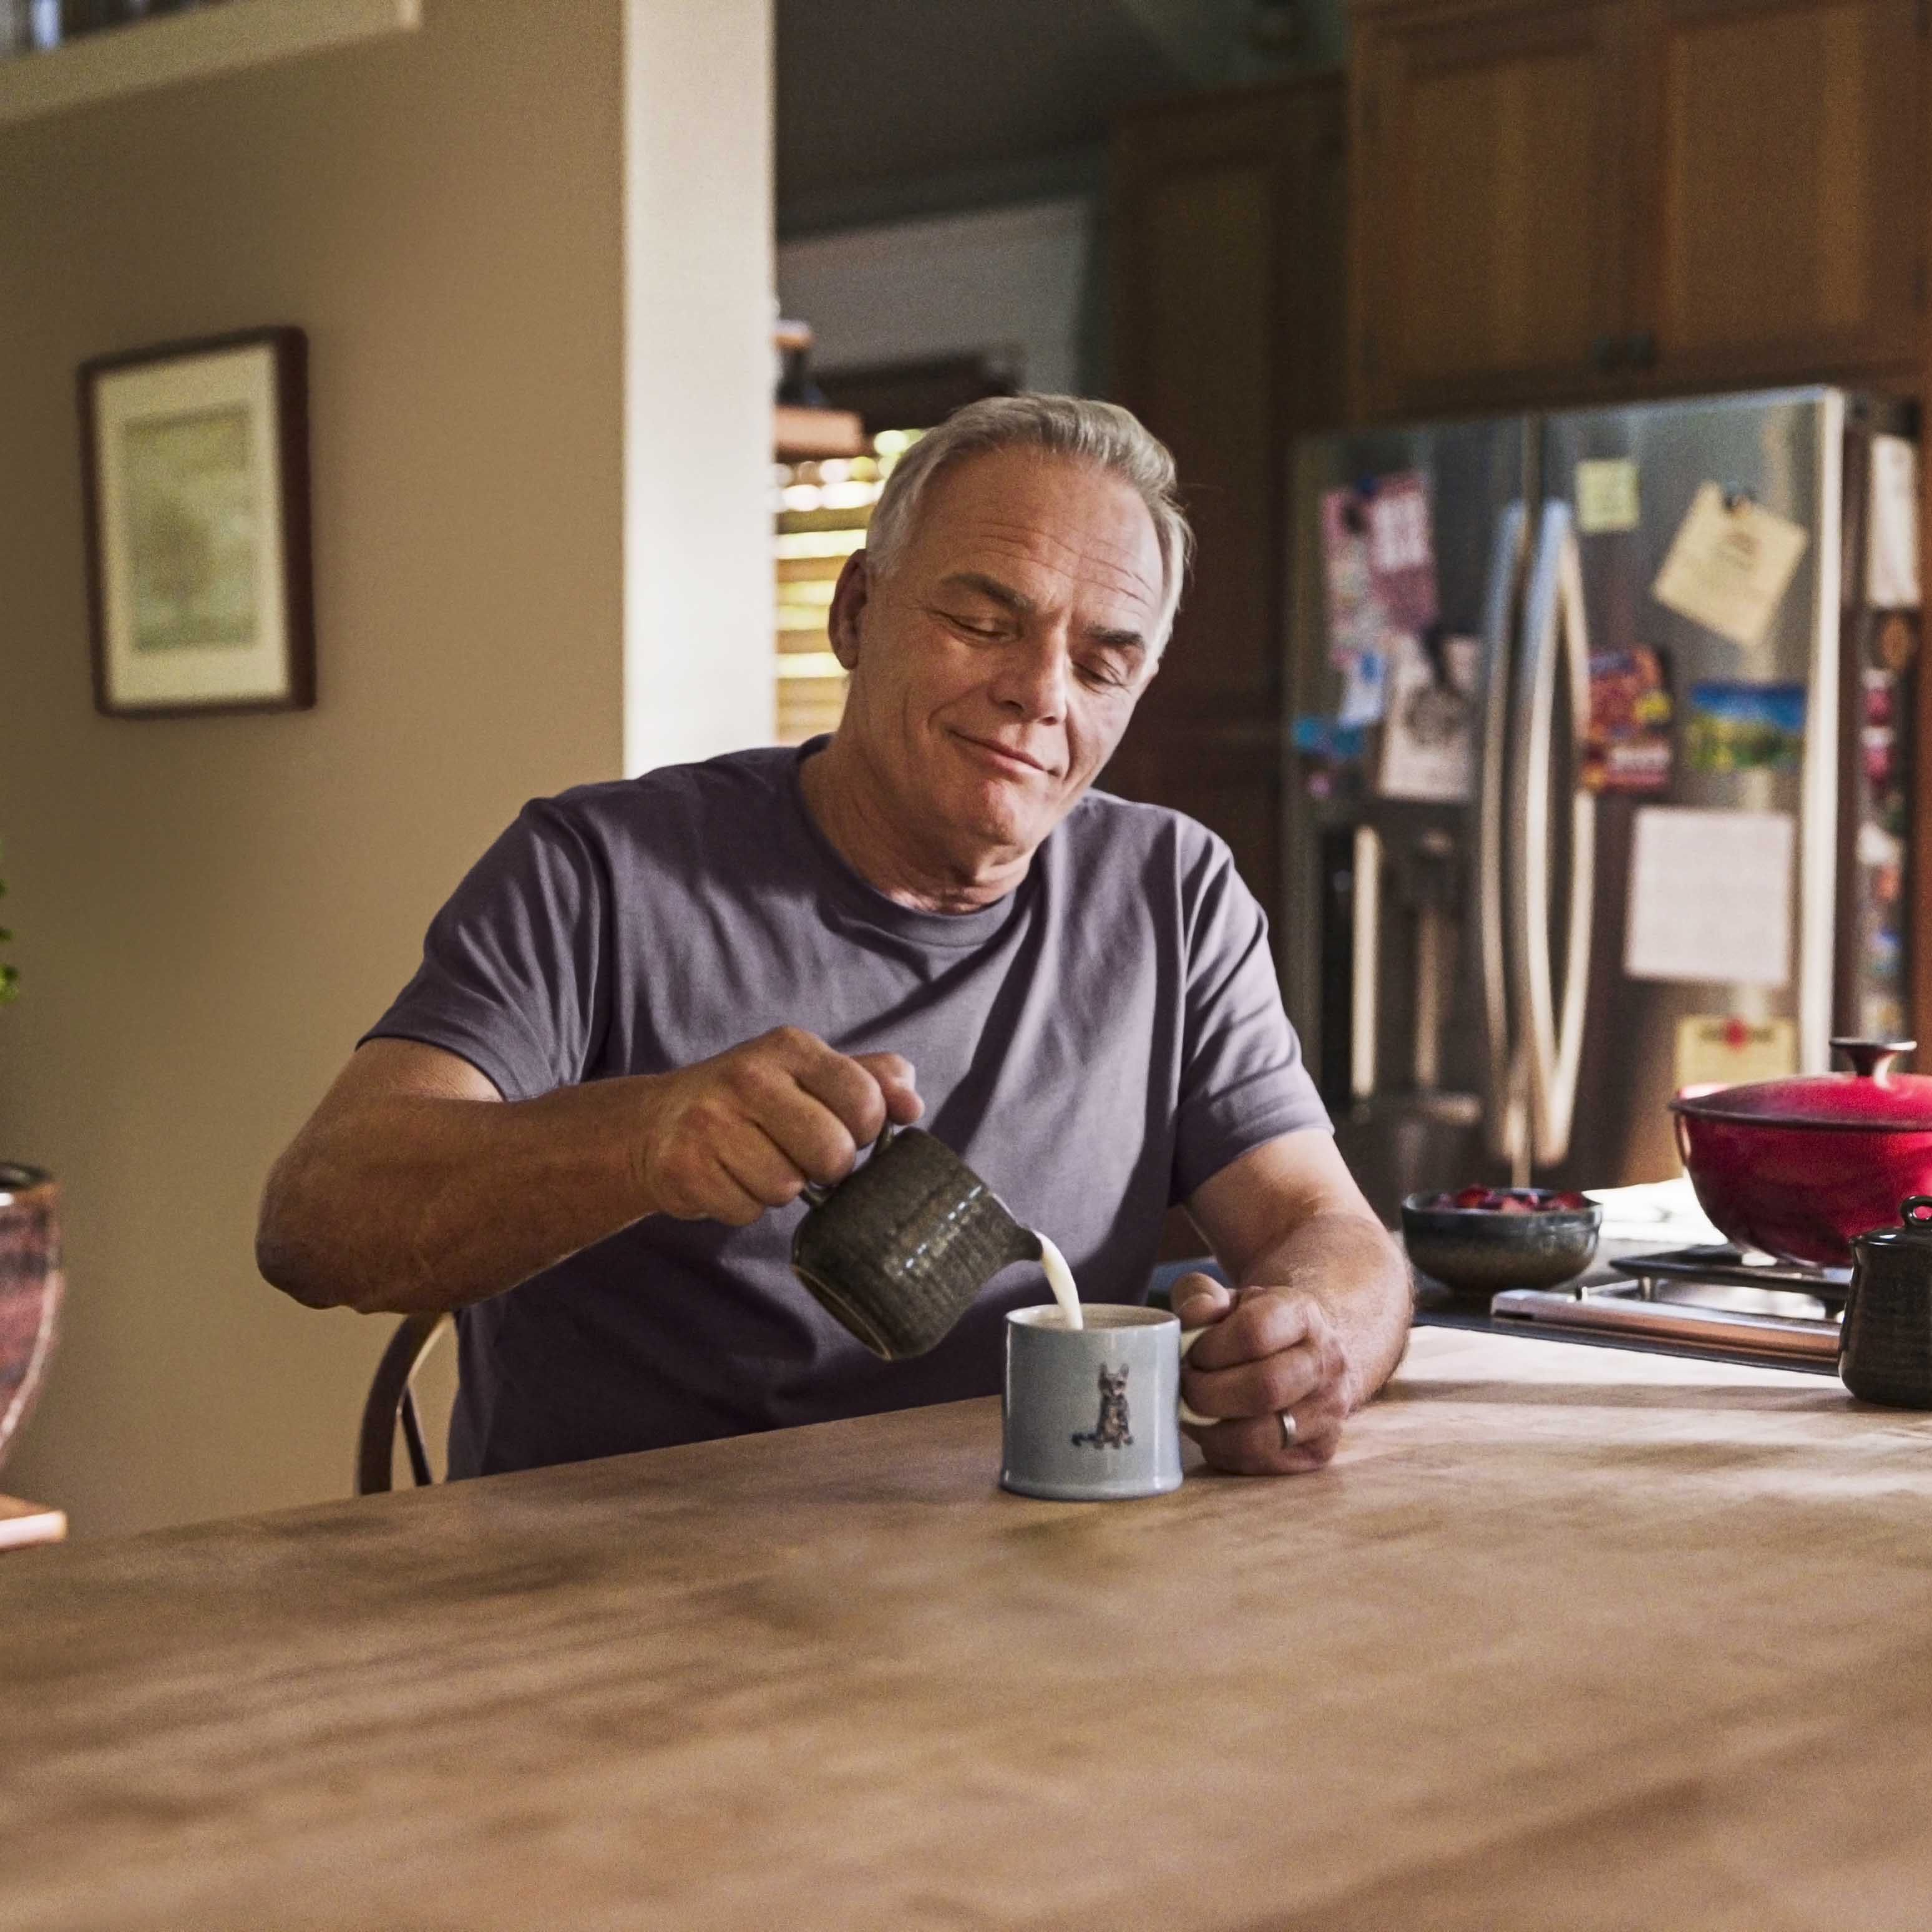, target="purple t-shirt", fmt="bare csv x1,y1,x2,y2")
364,742,1329,1476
